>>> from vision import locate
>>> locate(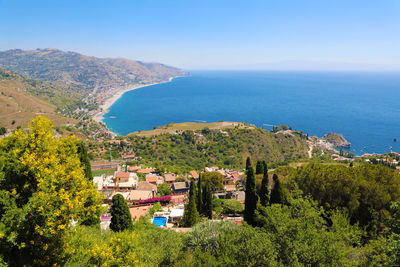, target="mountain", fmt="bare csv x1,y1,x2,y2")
0,48,186,93
0,68,80,128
